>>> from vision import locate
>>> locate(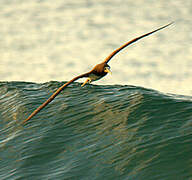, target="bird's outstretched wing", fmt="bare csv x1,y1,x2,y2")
103,22,173,64
23,22,173,124
23,72,90,124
